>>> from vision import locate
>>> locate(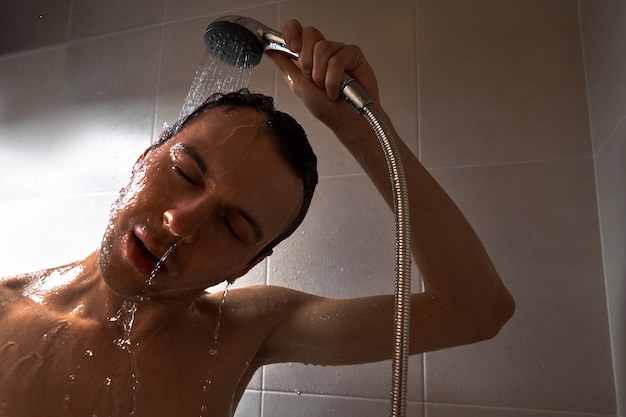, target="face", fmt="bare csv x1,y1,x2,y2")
100,108,304,300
